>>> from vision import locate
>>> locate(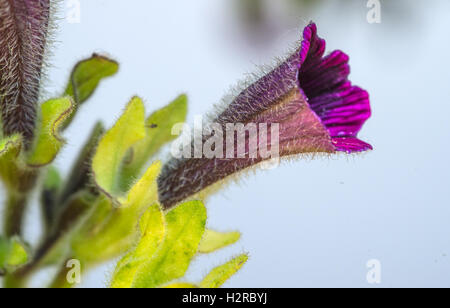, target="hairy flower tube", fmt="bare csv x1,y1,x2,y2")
158,23,372,209
0,0,50,144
